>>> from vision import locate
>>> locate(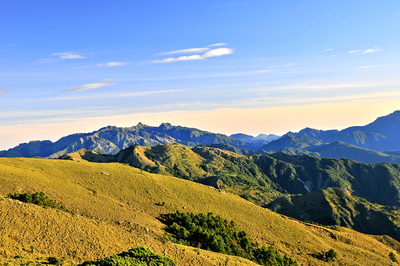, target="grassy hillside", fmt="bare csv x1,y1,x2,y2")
62,144,400,208
0,158,399,265
61,144,283,206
